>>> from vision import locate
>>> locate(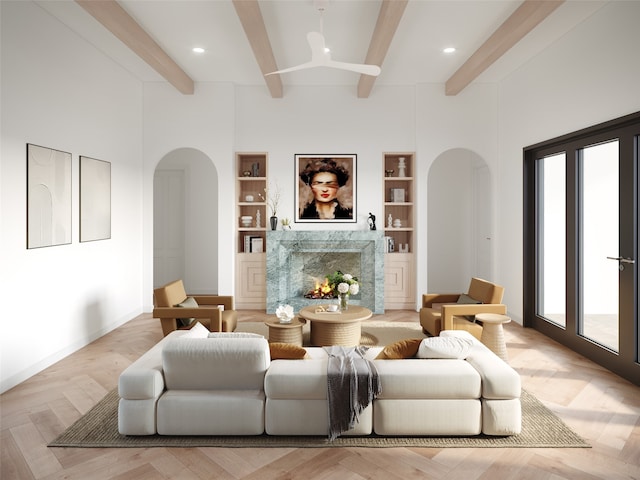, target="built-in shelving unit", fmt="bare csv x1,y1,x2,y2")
235,153,267,309
383,153,416,309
